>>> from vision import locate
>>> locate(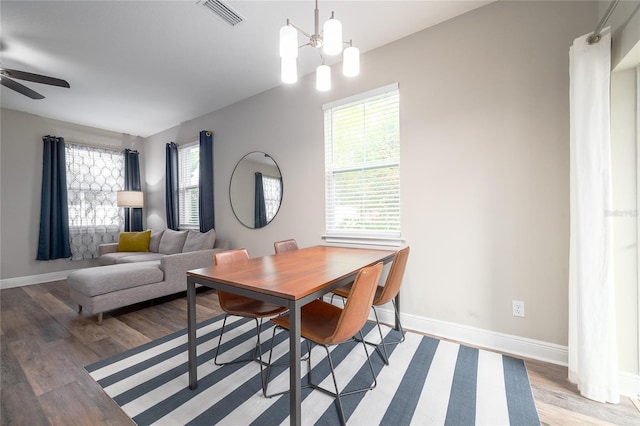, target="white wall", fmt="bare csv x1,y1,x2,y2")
0,108,143,284
144,0,596,353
